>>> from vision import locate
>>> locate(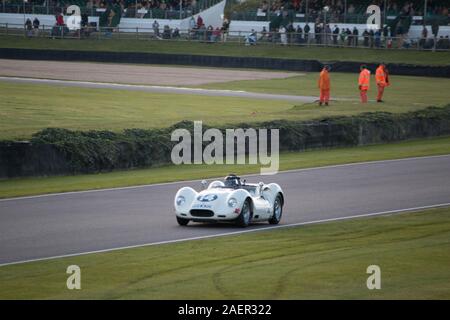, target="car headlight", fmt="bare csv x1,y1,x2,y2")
228,198,237,208
176,195,186,206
